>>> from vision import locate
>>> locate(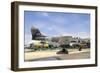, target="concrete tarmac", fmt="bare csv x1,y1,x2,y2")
25,49,90,61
